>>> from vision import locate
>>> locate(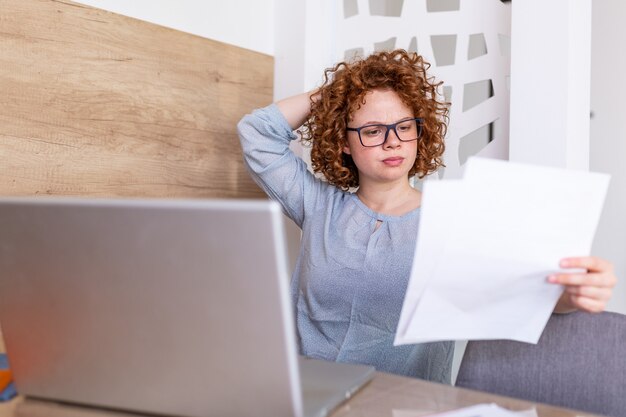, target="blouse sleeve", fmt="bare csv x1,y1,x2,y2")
237,103,330,228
